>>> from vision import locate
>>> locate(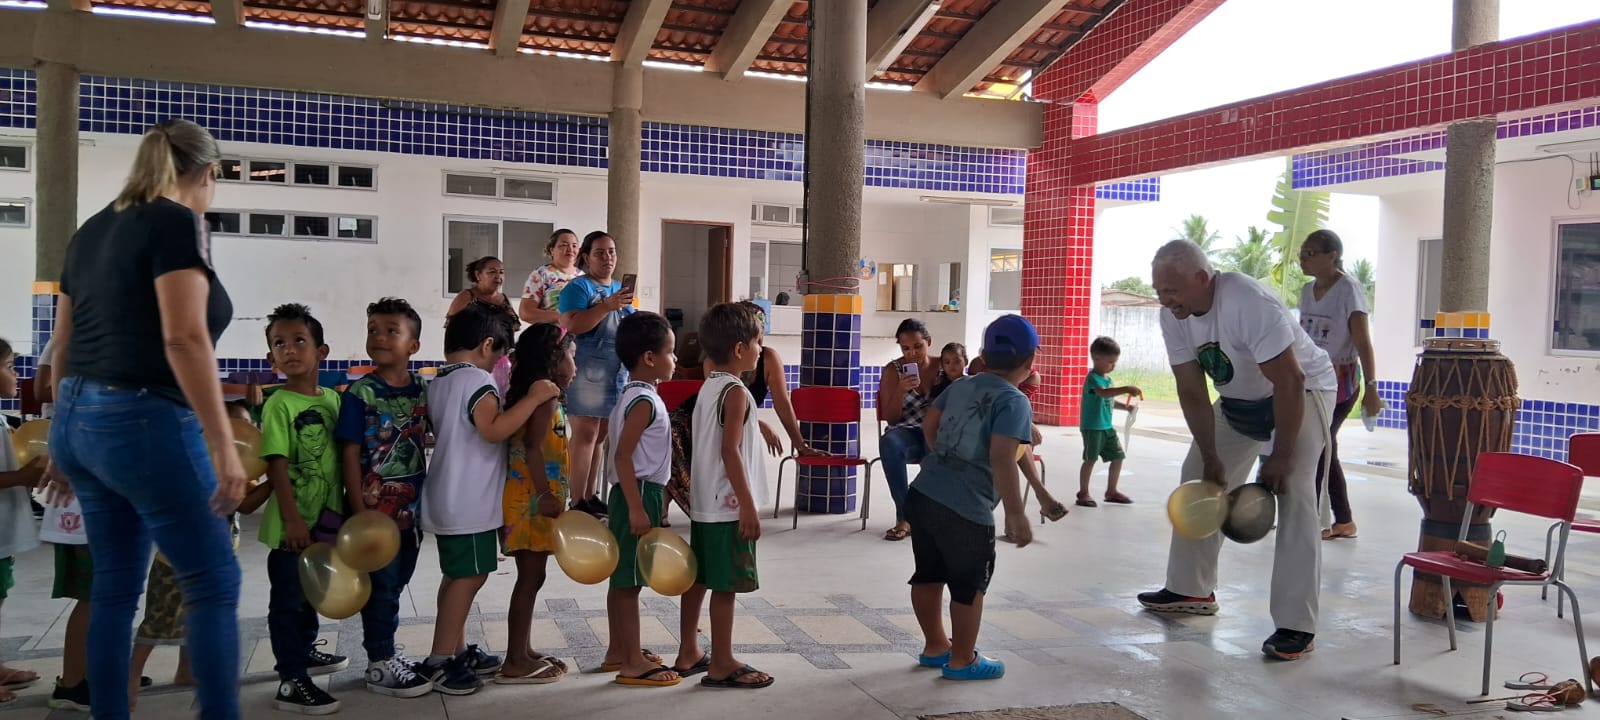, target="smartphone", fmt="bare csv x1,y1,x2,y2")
898,362,918,378
620,273,637,295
